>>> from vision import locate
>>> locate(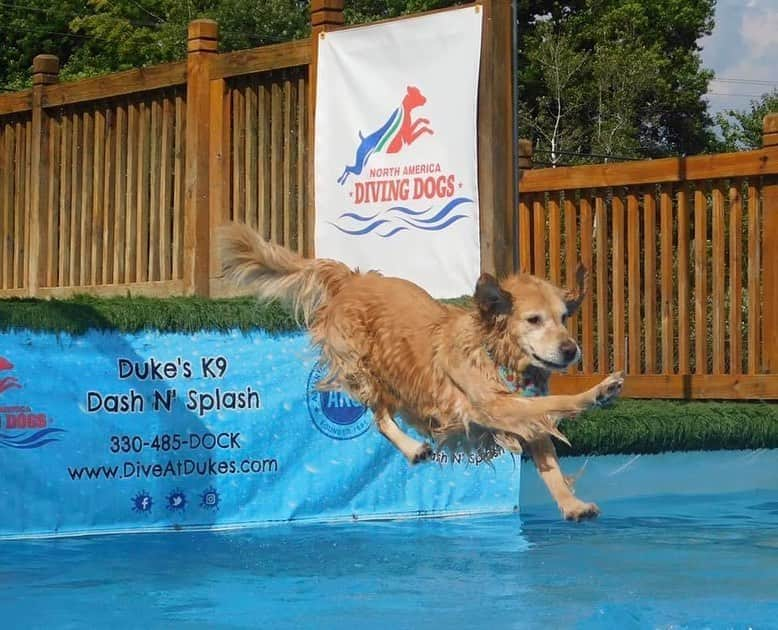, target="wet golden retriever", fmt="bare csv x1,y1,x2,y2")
217,223,624,521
